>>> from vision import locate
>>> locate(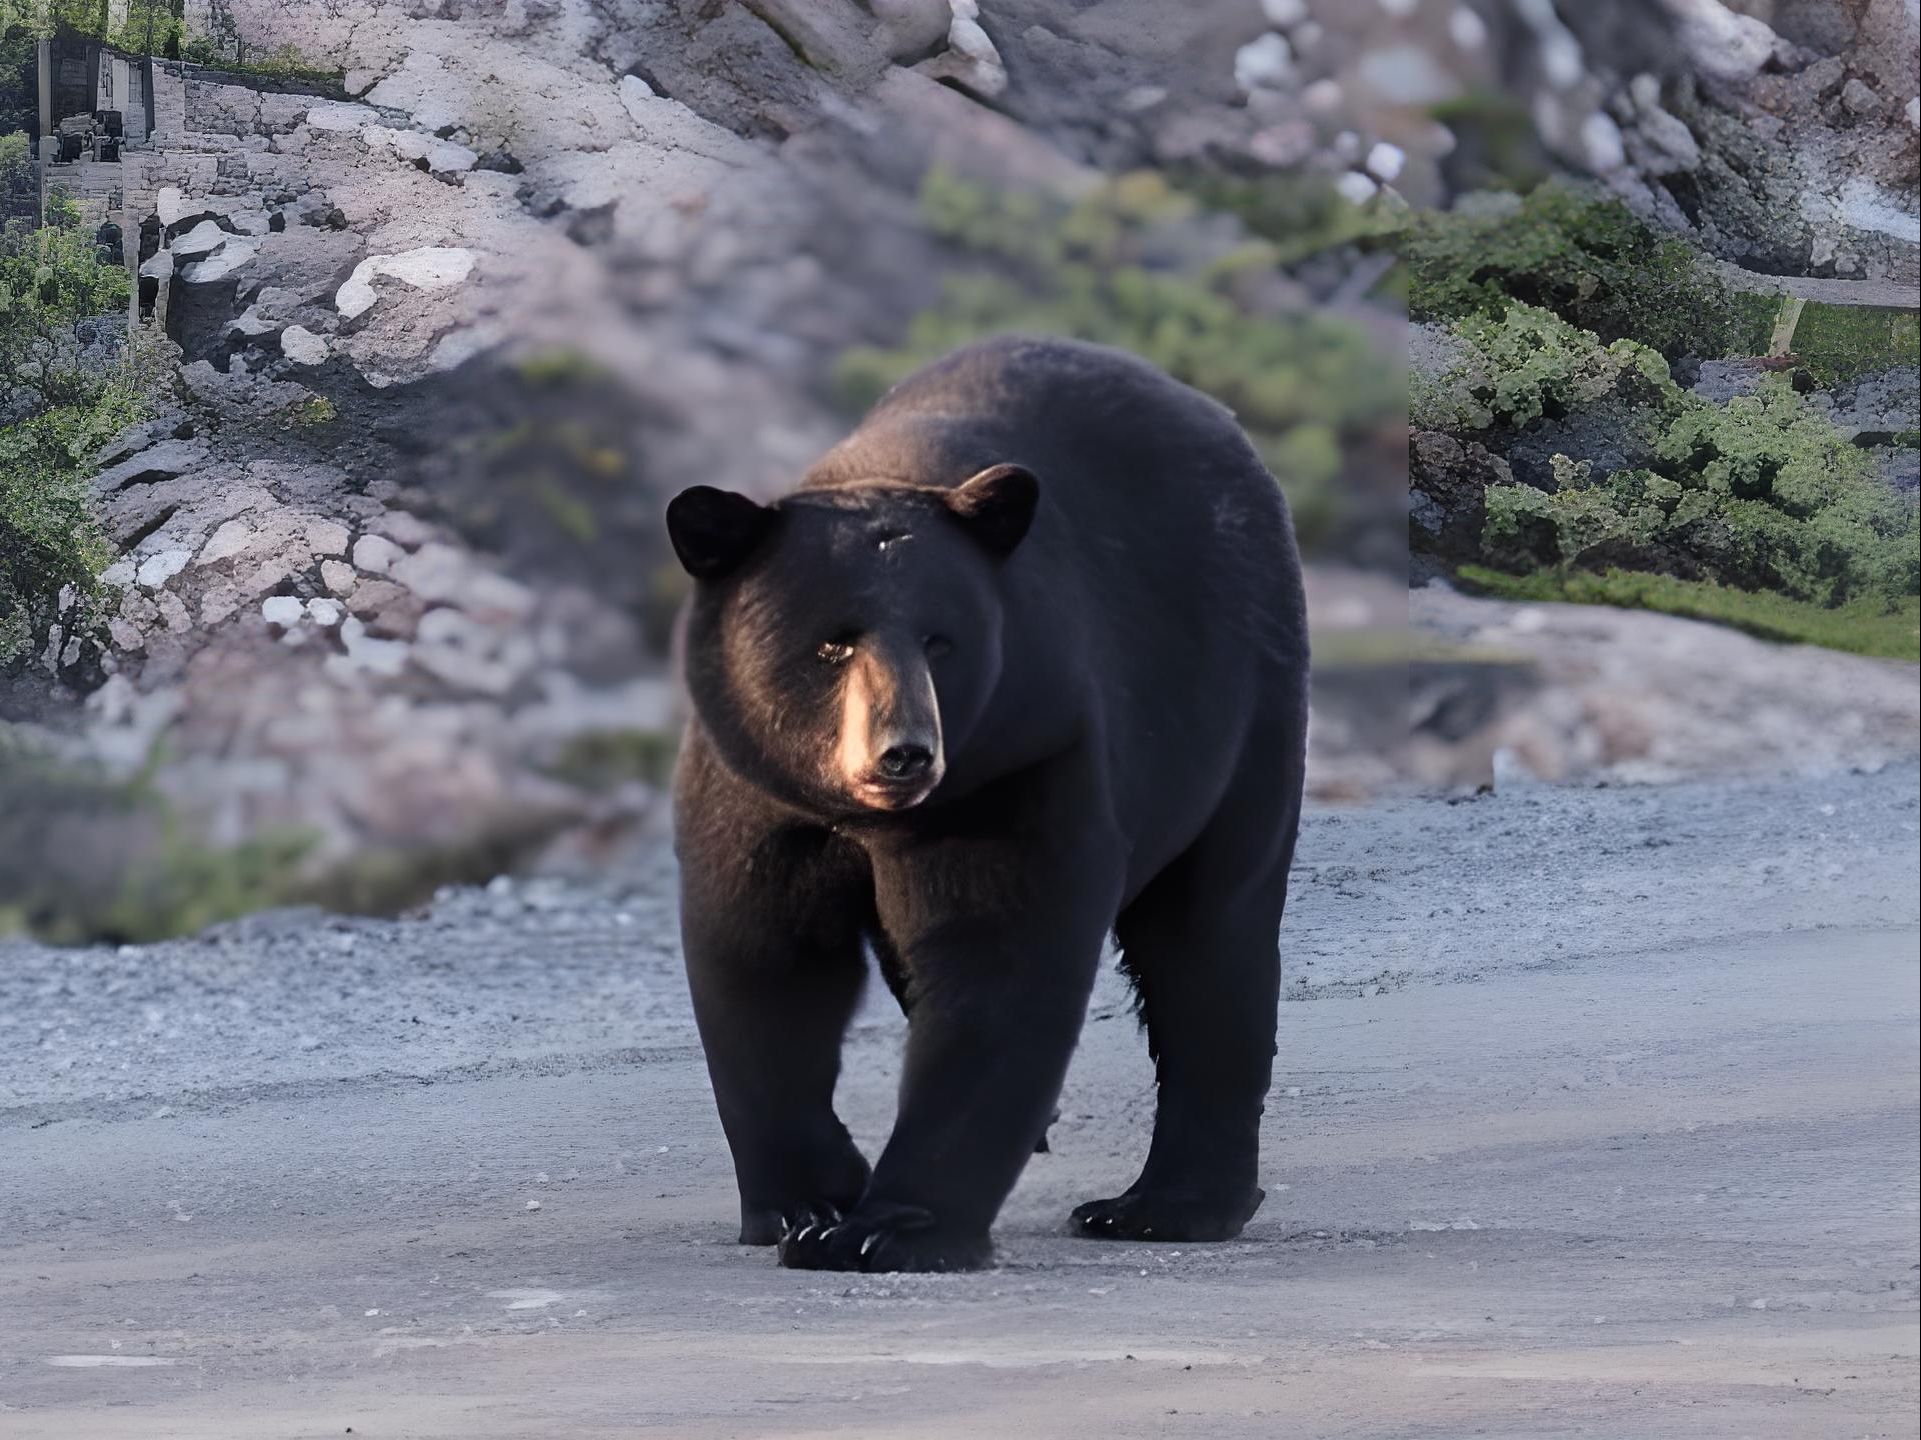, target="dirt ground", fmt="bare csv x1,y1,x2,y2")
1,766,1917,1438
